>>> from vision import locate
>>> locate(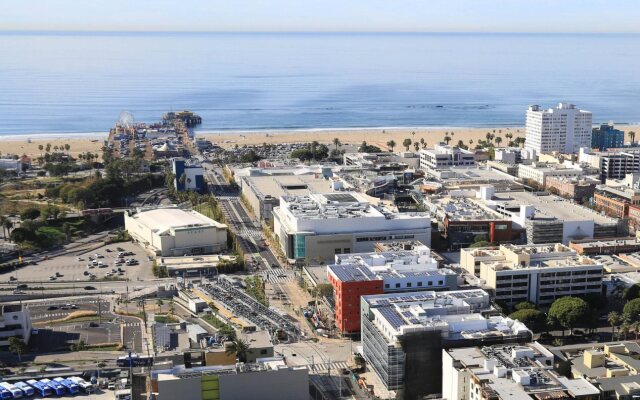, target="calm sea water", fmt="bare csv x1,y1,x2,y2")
0,32,639,136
